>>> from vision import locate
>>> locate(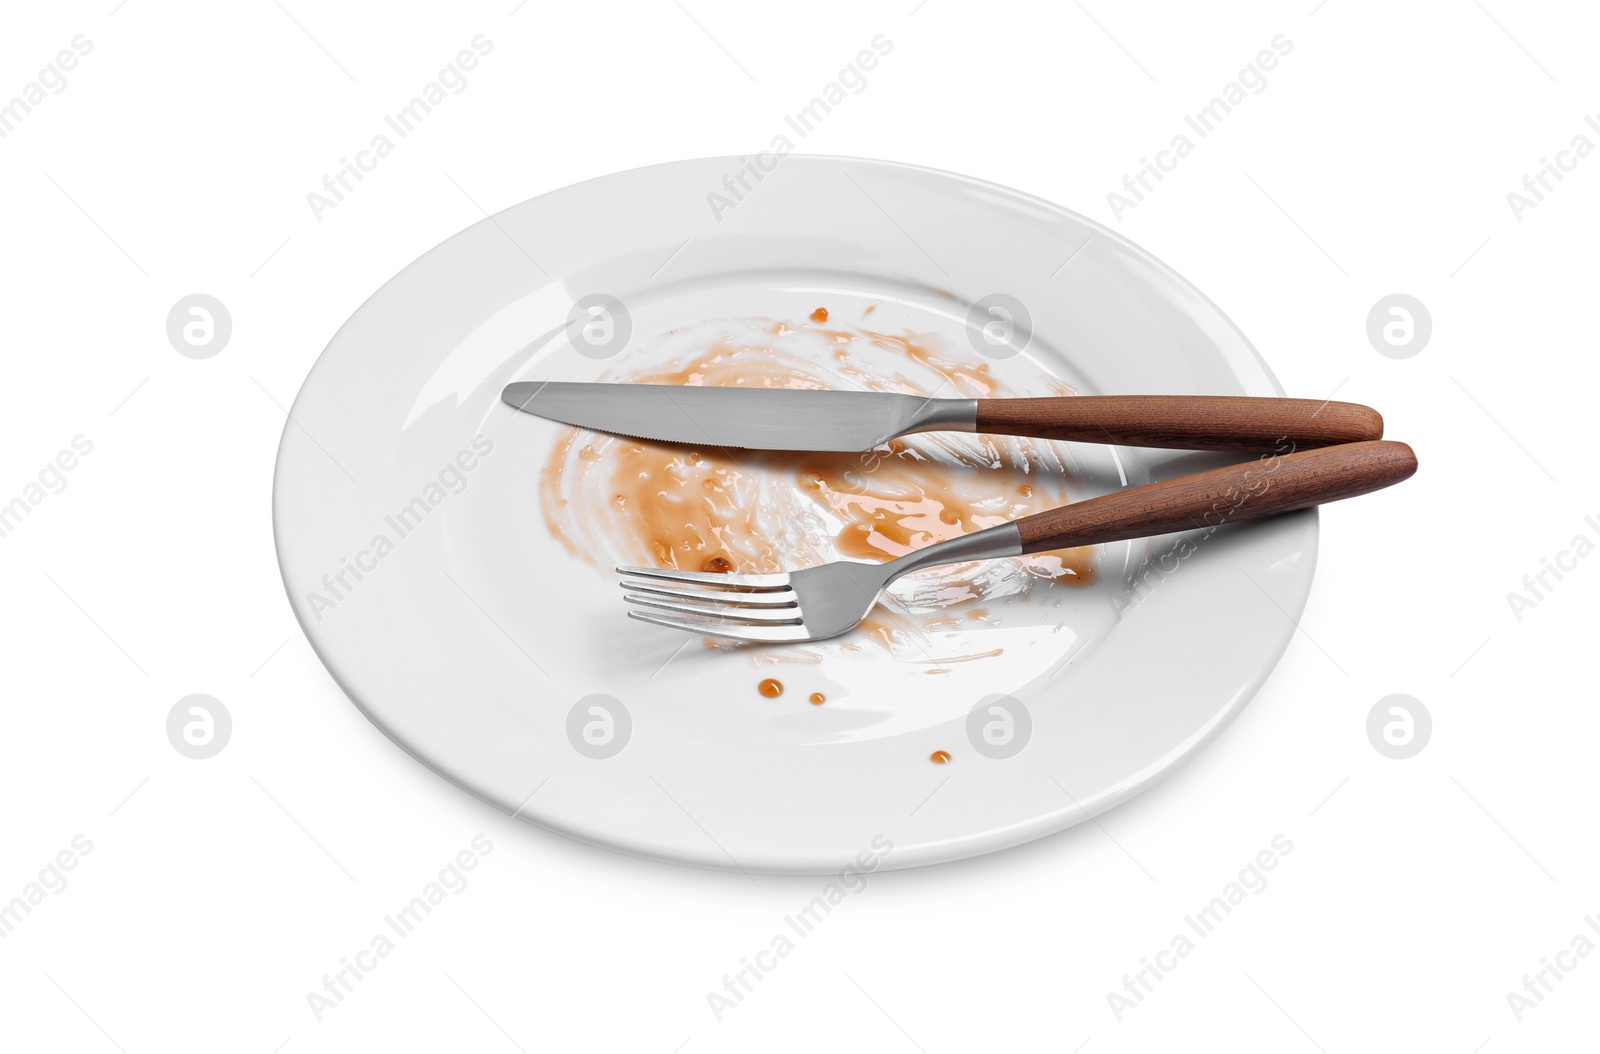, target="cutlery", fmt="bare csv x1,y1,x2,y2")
502,383,1382,453
617,440,1417,642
